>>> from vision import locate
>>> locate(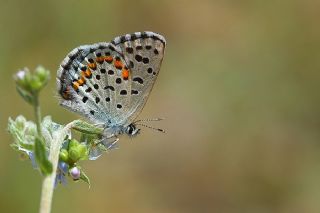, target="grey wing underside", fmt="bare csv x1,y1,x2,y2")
56,31,166,127
57,42,128,126
111,31,166,125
